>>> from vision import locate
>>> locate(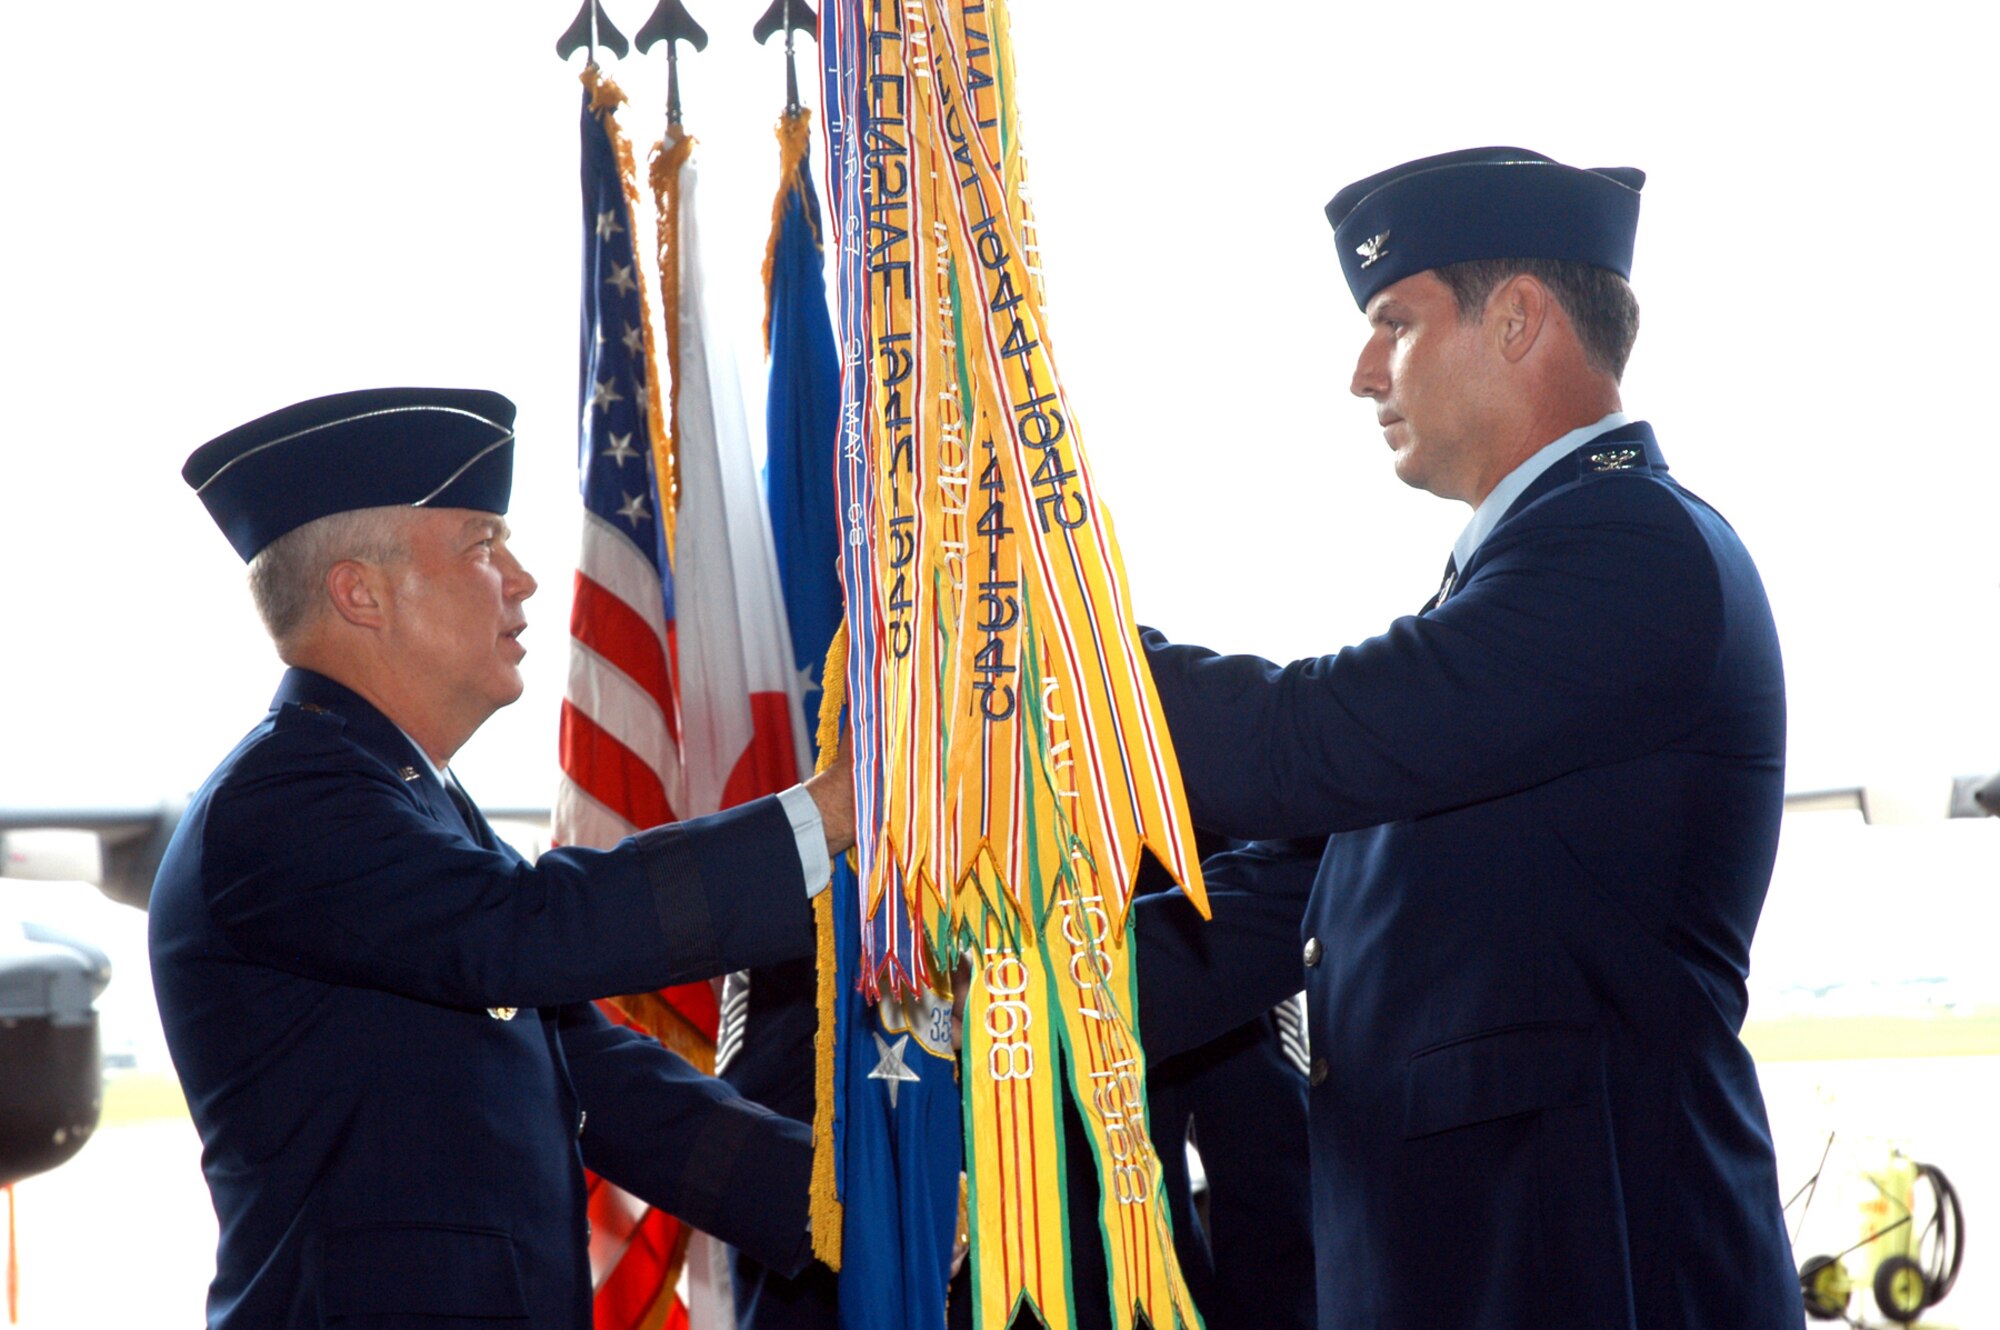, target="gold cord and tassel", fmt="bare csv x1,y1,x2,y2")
807,621,850,1267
